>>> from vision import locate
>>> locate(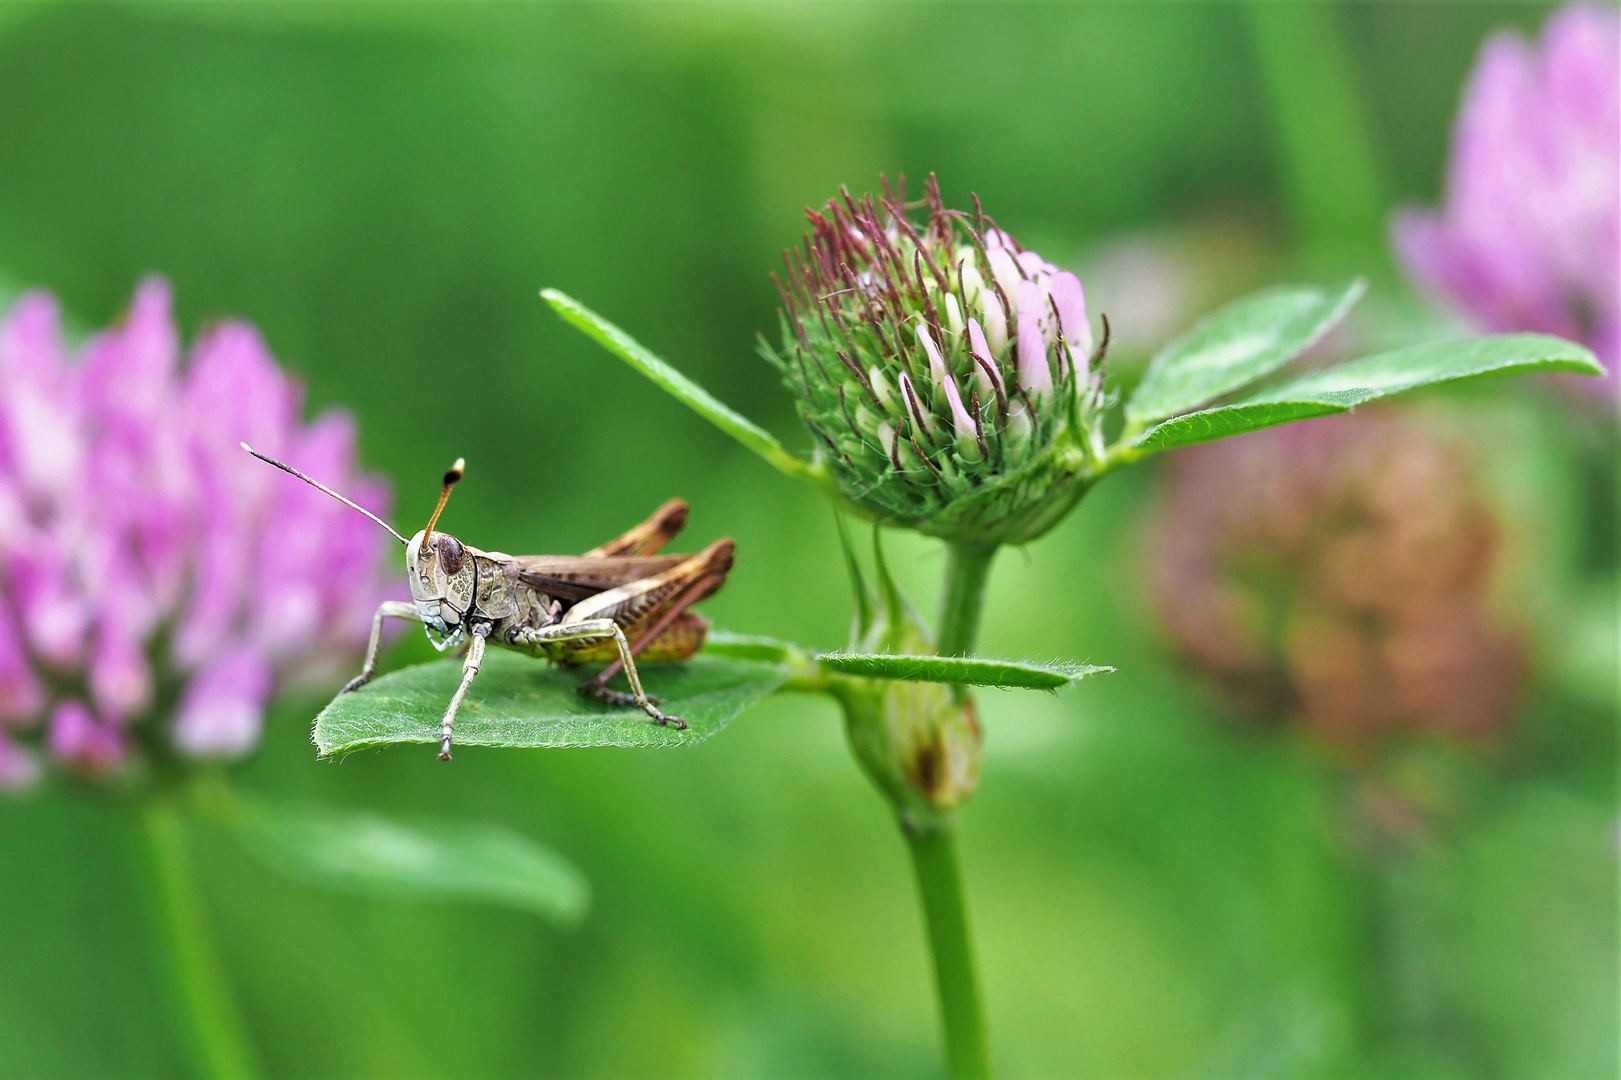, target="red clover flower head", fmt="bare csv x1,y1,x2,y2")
0,279,396,788
768,176,1106,545
1392,2,1620,402
1149,409,1526,762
